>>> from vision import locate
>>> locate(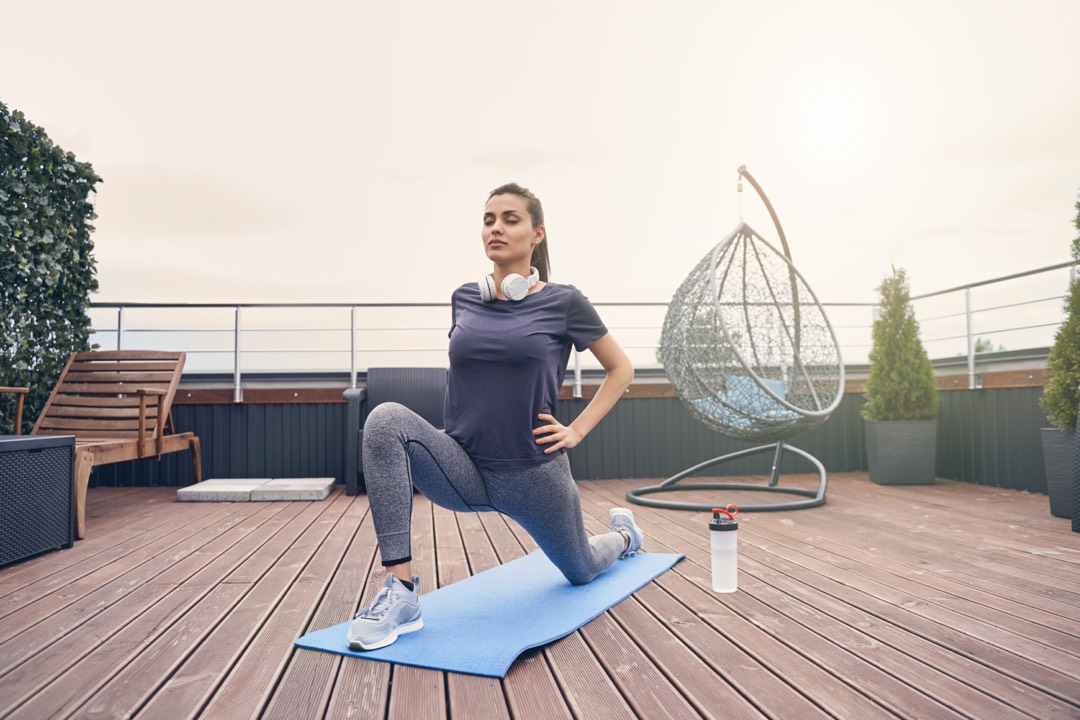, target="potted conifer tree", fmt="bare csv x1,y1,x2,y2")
1038,193,1080,518
861,267,940,485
